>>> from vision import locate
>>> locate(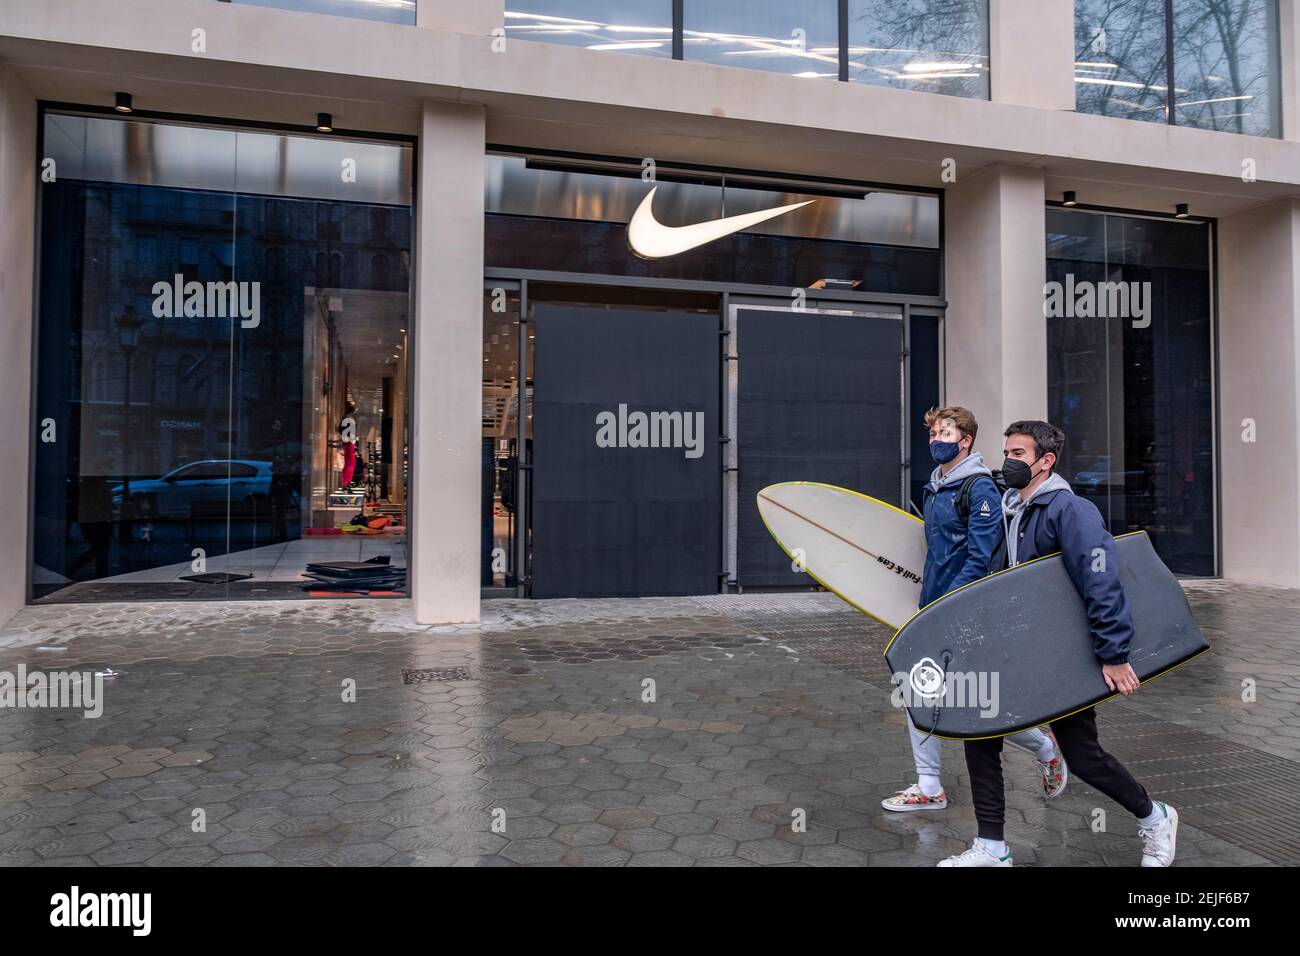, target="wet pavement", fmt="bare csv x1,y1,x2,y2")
0,581,1296,866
